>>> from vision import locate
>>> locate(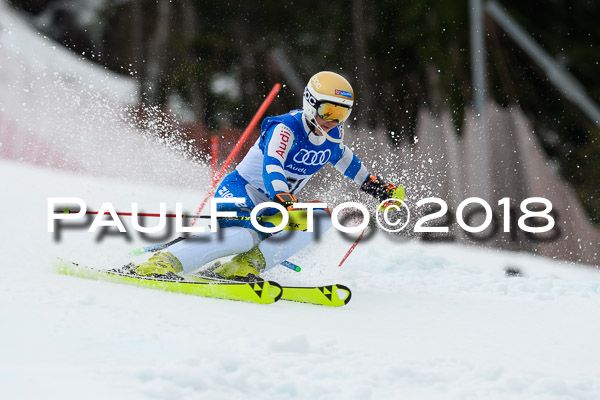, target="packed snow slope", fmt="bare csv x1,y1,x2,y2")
2,158,600,400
